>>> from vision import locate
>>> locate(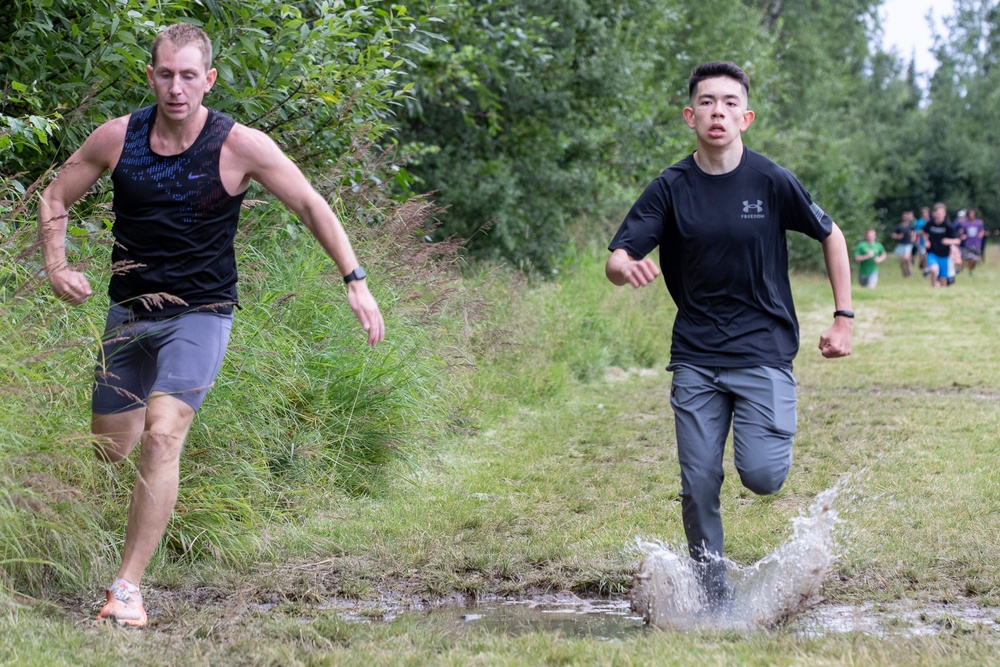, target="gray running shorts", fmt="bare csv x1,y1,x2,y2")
92,304,233,414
